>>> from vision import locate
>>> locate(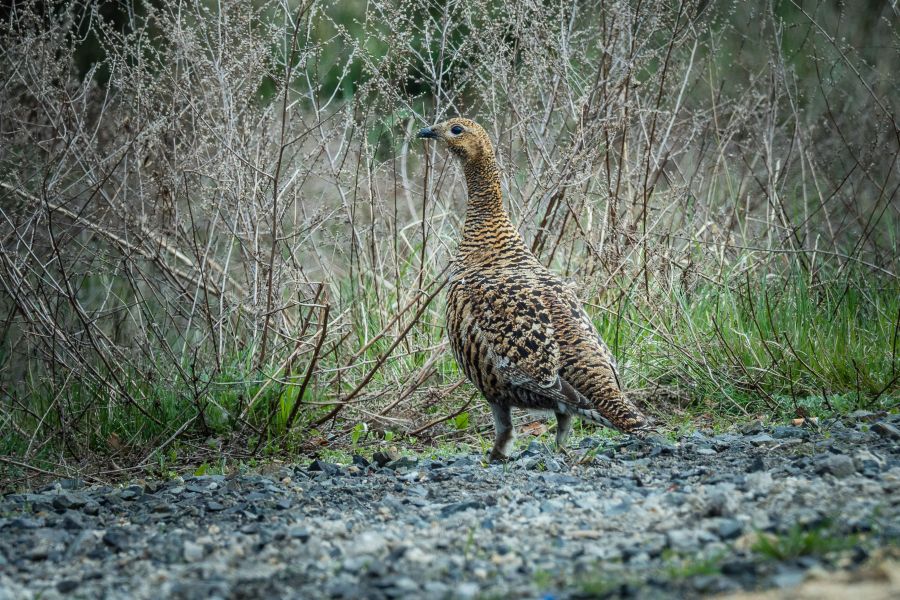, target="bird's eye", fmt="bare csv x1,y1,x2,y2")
450,125,464,135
